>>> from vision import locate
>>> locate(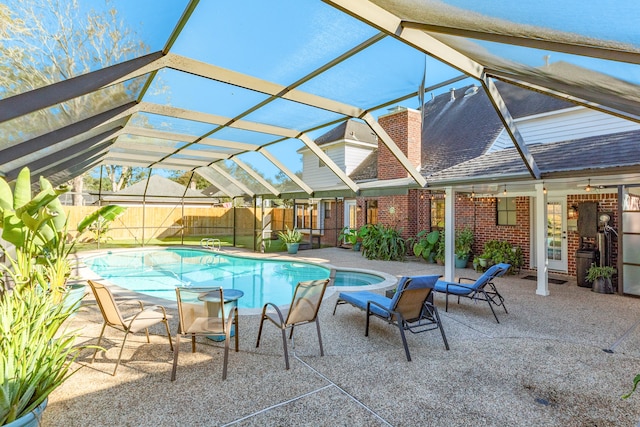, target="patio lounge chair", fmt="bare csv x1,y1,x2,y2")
333,275,449,361
172,287,239,381
88,280,174,376
256,279,330,370
433,263,511,323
